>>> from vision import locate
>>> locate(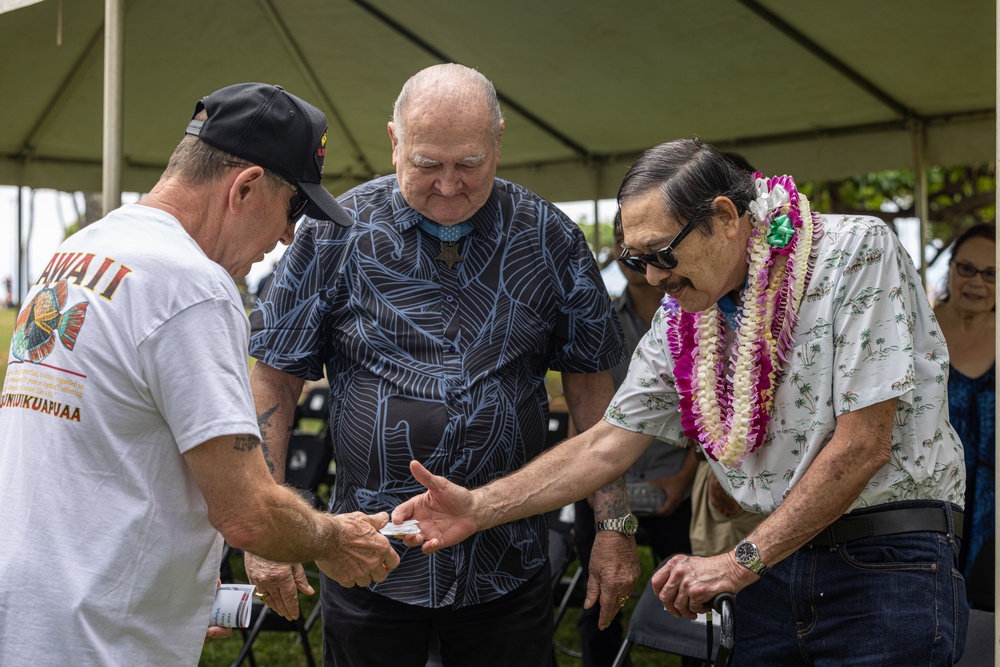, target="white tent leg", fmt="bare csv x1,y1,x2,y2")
101,0,124,216
993,0,999,653
909,120,928,288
